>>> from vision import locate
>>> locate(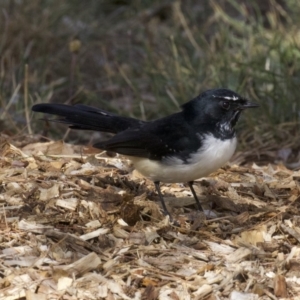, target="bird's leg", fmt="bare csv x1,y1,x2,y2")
188,181,203,211
154,181,172,220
